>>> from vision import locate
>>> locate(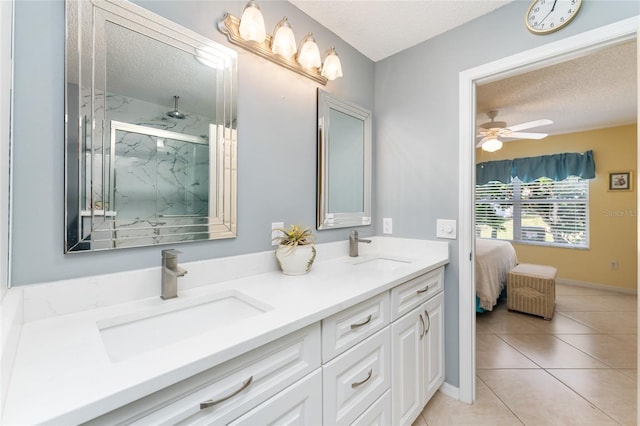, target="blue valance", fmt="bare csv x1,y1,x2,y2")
476,150,595,185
